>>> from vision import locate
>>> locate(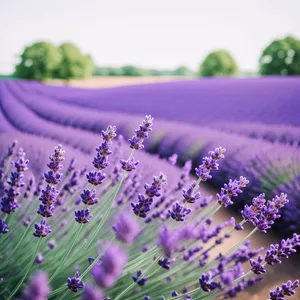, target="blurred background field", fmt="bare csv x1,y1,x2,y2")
1,0,300,299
